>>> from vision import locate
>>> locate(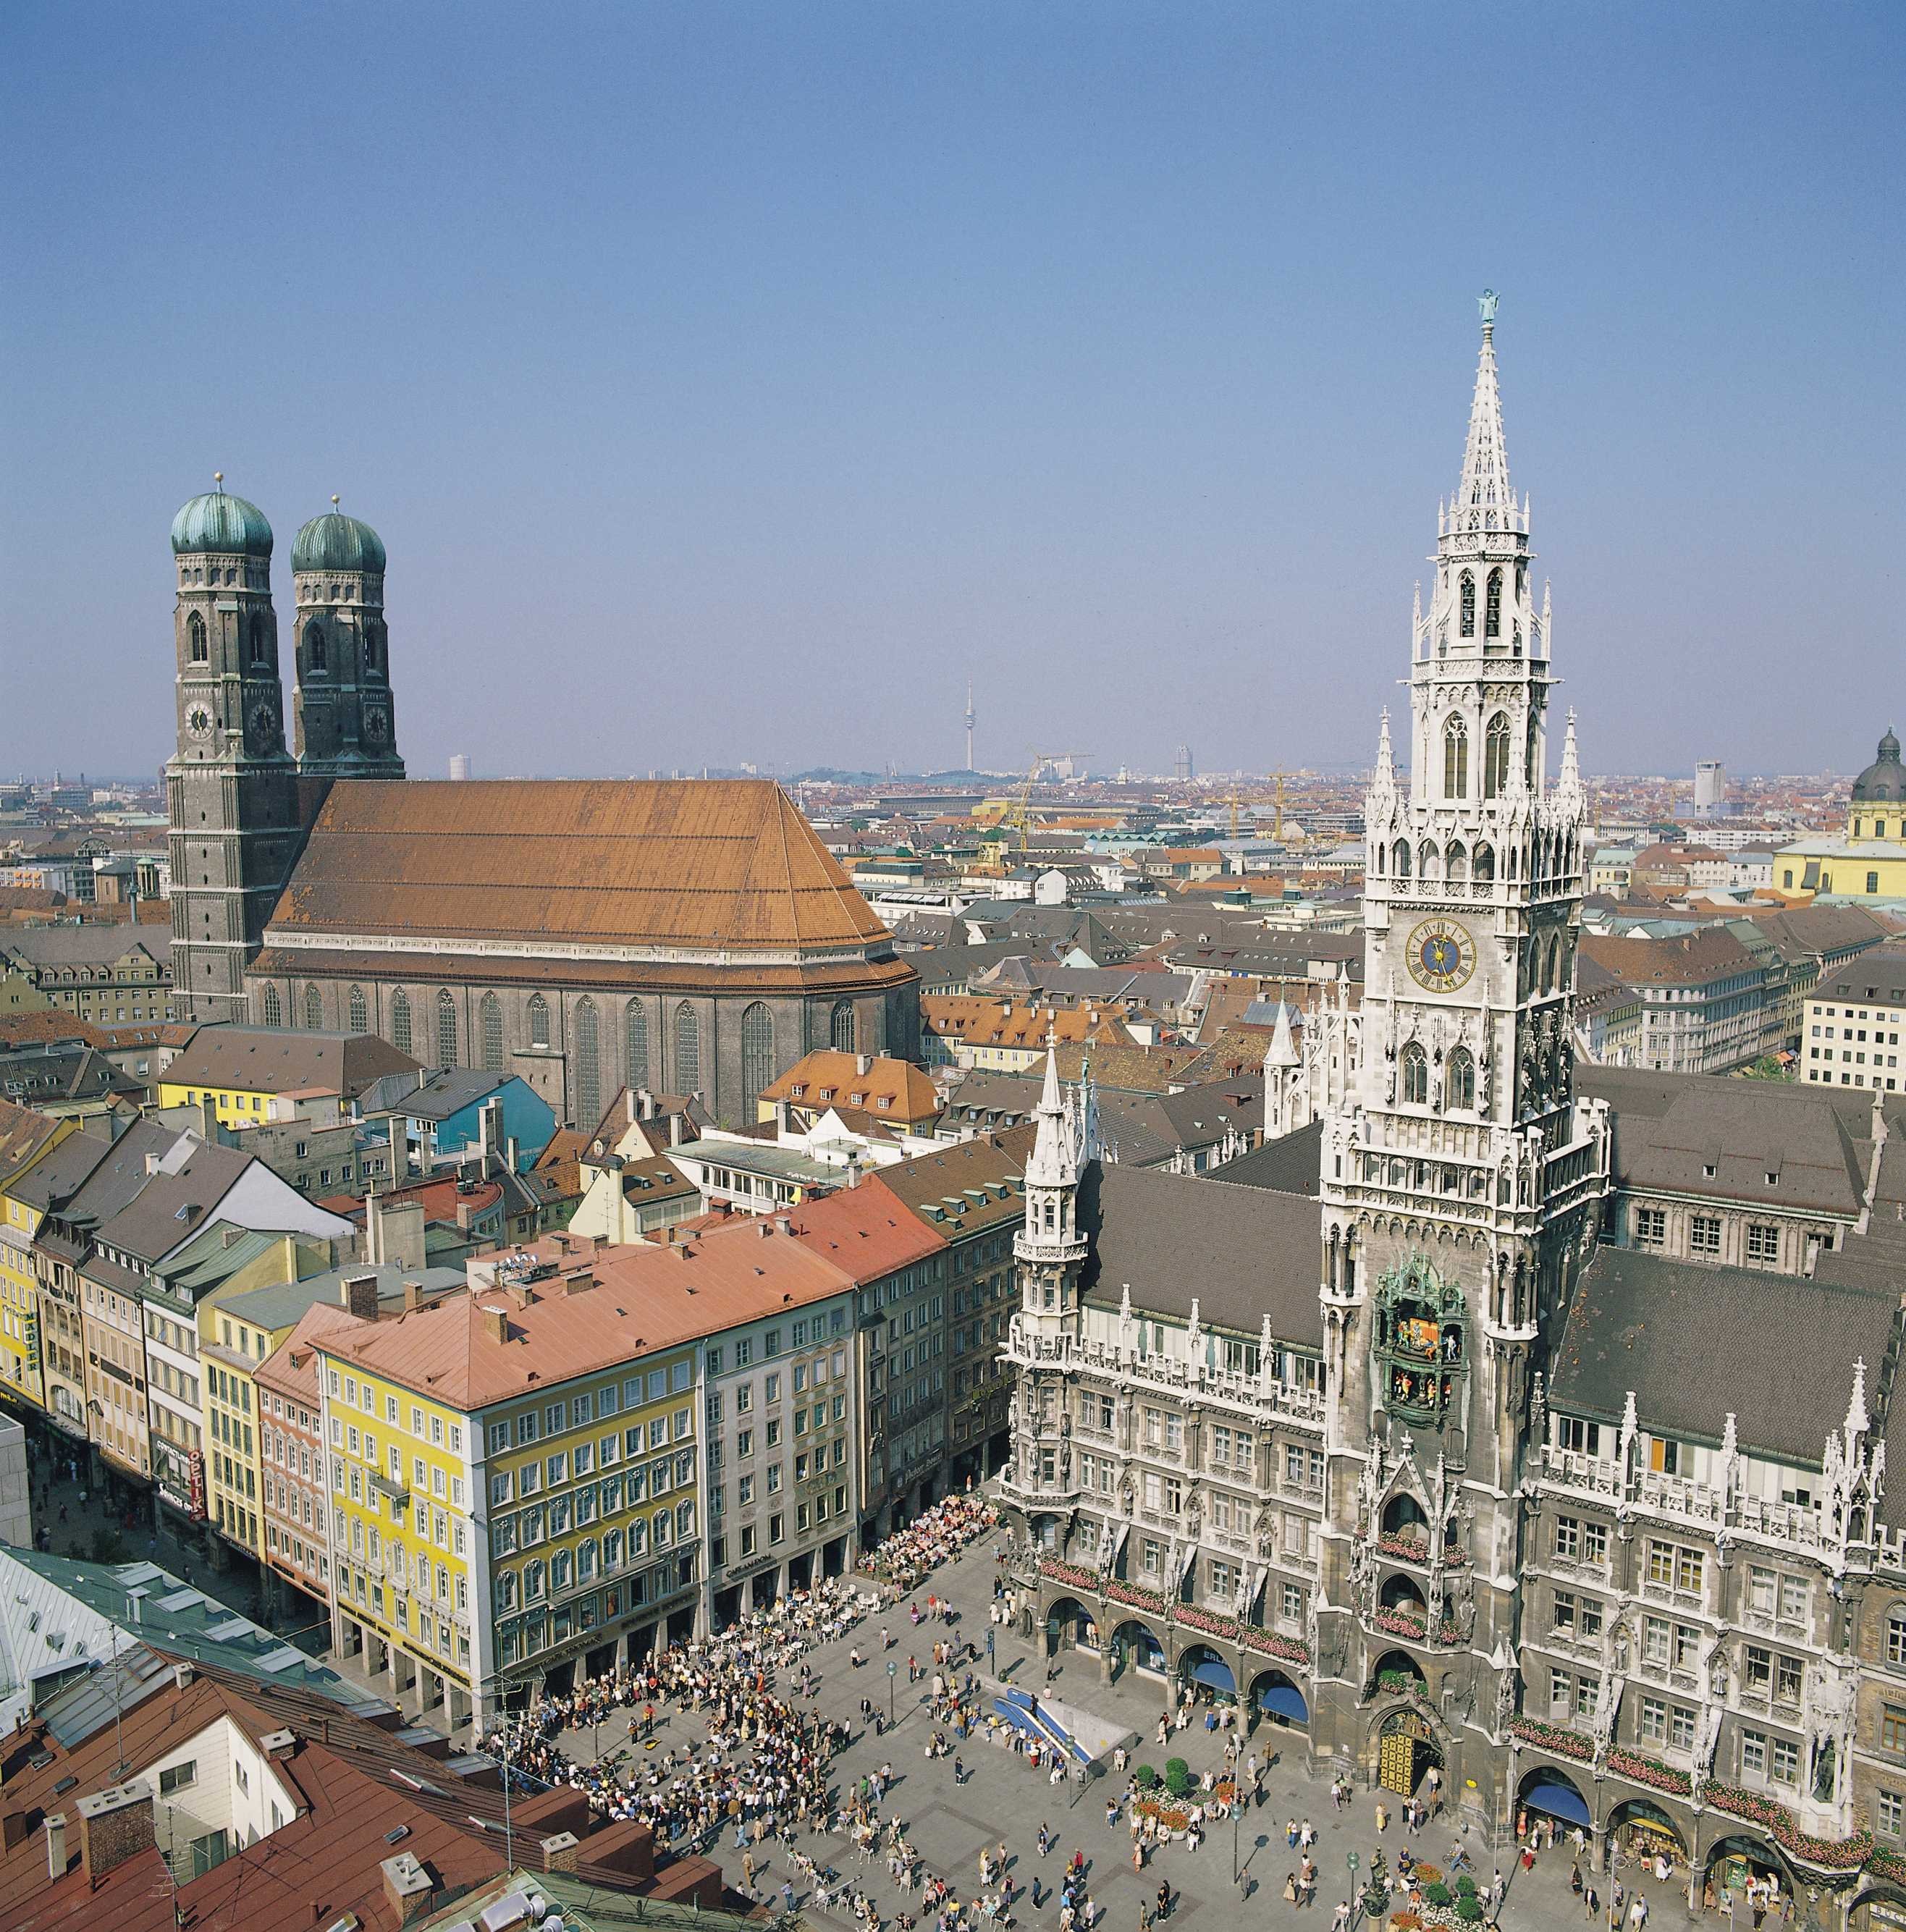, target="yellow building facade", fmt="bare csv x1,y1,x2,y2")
319,1347,478,1723
0,1111,77,1412
156,1071,283,1128
1777,729,1906,900
316,1291,705,1728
